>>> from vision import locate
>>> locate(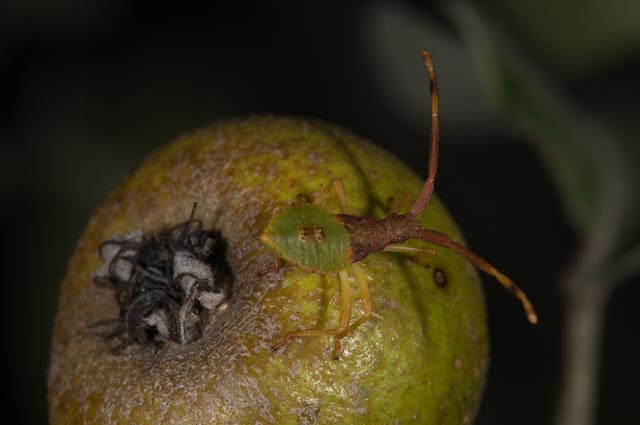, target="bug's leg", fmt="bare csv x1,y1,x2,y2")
332,179,349,214
257,256,283,277
294,193,311,203
417,228,538,324
335,263,372,345
386,193,413,215
383,243,437,257
383,244,437,268
332,270,355,358
272,270,352,359
312,179,349,214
